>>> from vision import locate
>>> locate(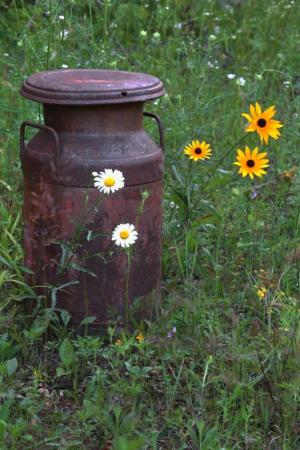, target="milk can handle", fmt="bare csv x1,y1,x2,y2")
143,112,165,152
20,121,59,166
